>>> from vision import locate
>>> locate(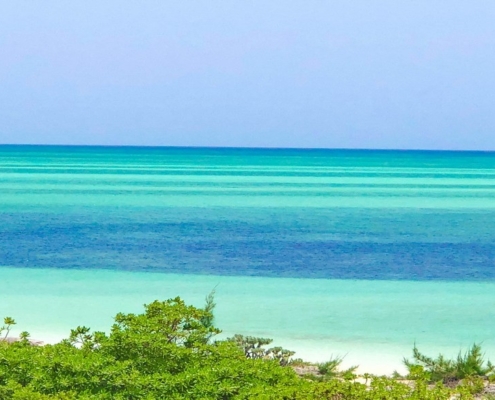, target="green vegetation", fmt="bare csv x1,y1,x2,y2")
226,334,295,366
404,344,495,394
316,357,358,381
0,298,493,399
